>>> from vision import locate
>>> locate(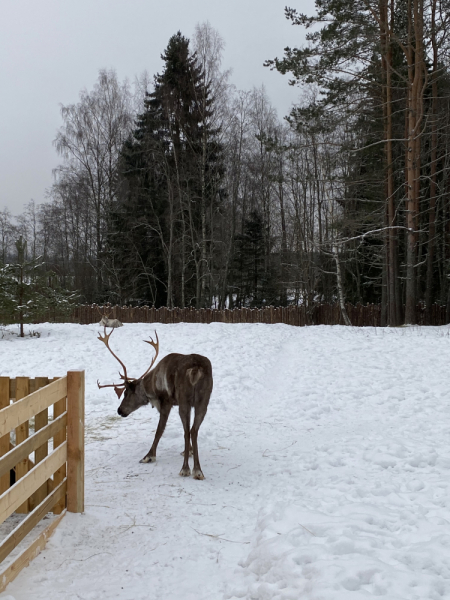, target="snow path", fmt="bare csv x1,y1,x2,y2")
0,323,450,599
